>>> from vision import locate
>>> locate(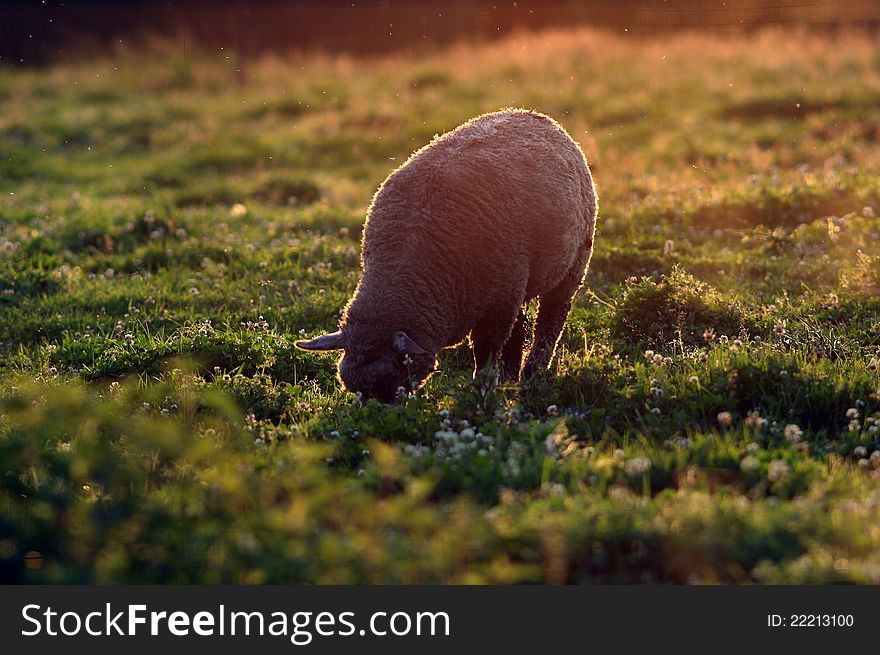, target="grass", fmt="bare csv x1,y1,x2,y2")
1,27,880,583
